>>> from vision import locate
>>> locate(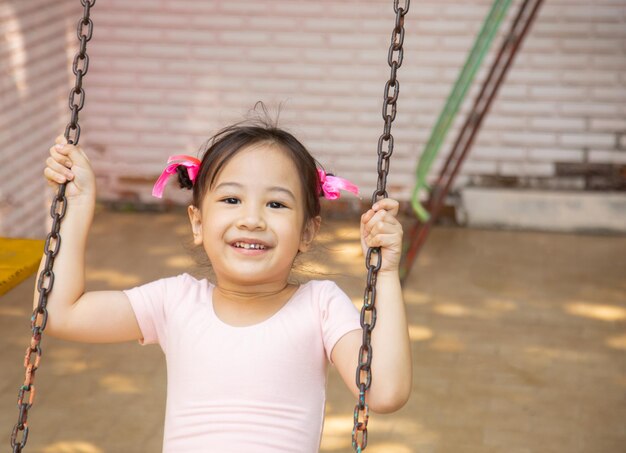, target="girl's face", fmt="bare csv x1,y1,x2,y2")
187,143,319,288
